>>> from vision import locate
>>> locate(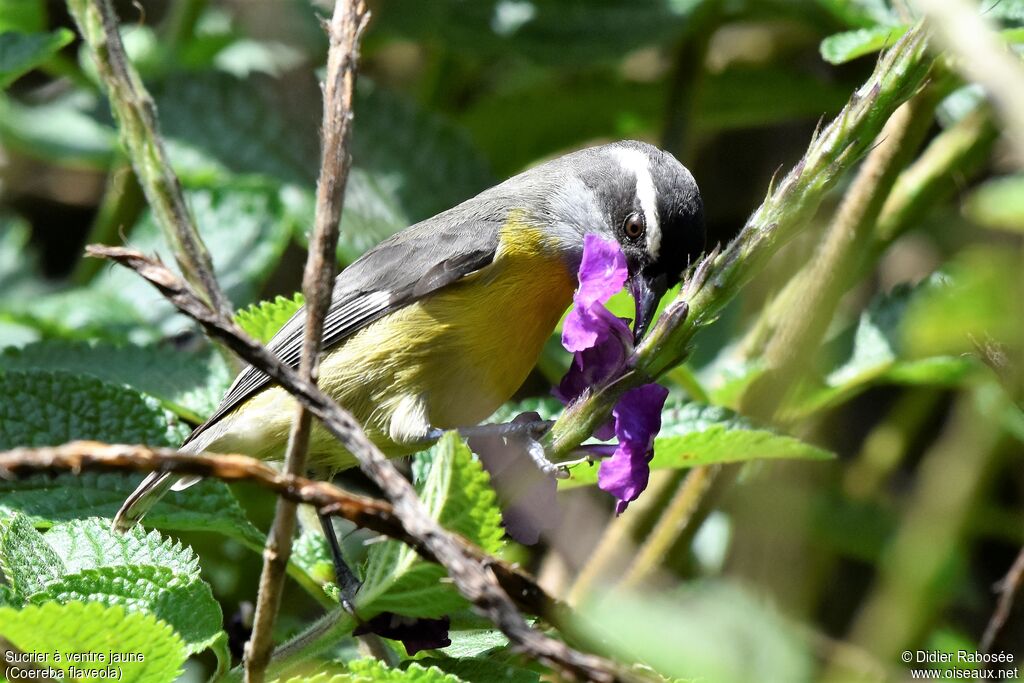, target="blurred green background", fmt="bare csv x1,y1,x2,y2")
2,1,1023,682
